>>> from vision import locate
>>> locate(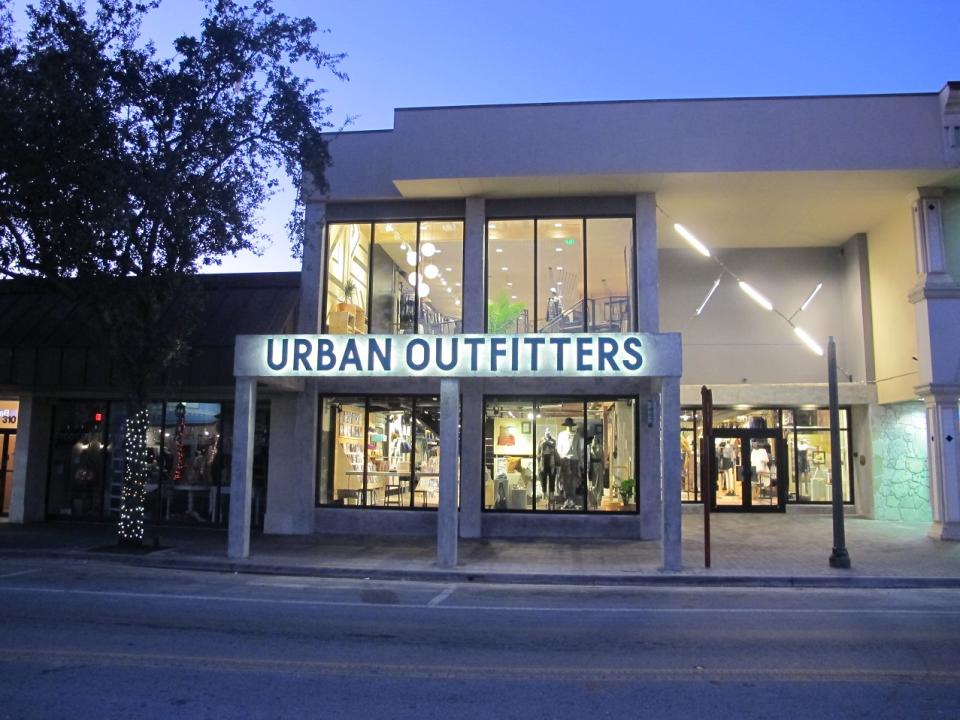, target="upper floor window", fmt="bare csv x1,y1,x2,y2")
486,217,634,333
325,221,464,335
